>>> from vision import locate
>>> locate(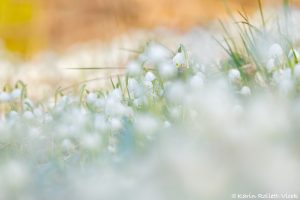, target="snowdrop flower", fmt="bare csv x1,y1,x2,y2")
144,71,156,82
11,89,21,100
158,62,177,79
240,86,251,96
0,92,11,103
173,52,185,66
228,69,241,83
268,43,284,59
86,92,97,104
126,61,142,76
